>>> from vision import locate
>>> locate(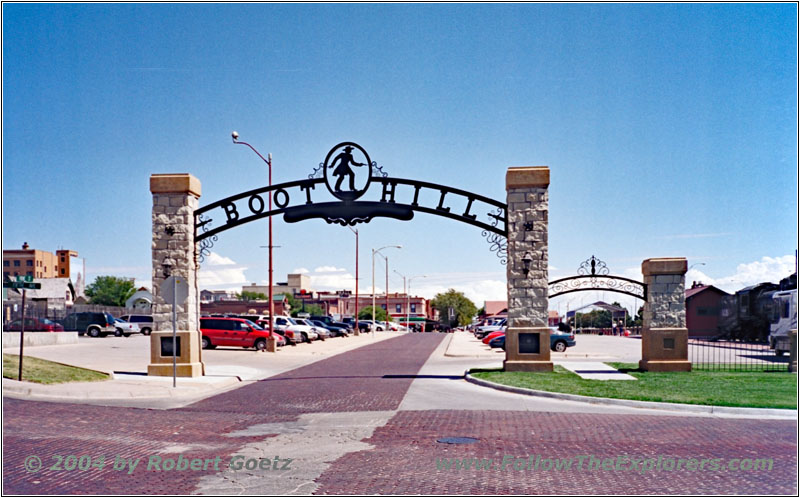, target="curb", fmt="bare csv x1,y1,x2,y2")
1,376,243,401
464,371,798,419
